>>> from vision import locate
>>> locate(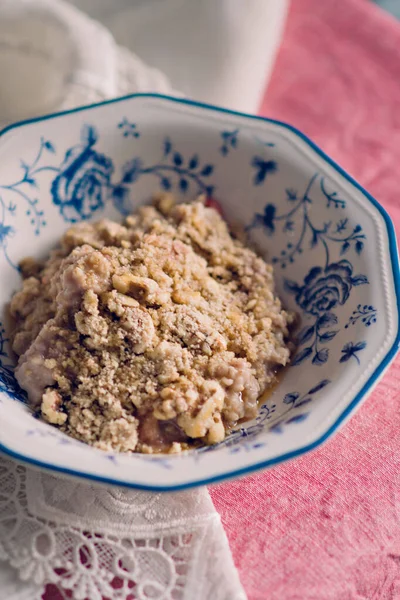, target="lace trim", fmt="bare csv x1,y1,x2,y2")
0,456,246,600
